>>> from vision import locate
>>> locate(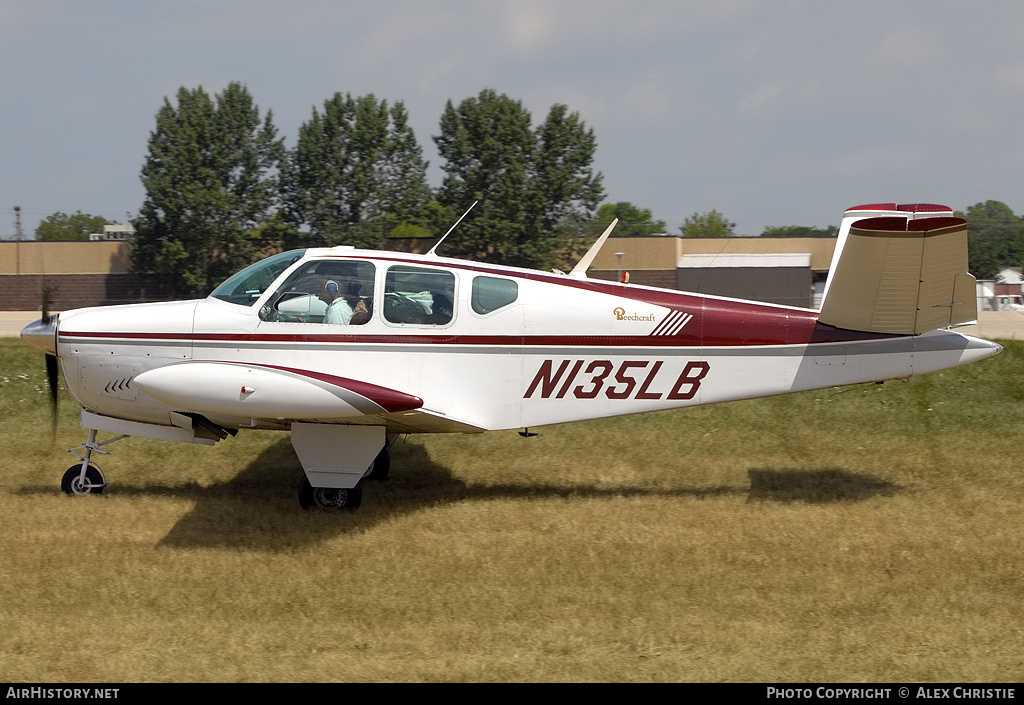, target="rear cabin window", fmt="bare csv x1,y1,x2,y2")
383,266,455,325
471,276,518,314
